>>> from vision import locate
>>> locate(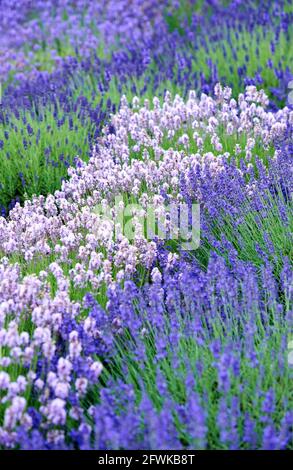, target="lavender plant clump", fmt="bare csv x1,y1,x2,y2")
0,0,292,451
